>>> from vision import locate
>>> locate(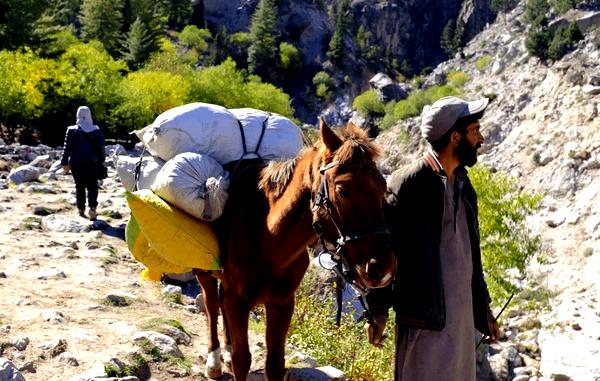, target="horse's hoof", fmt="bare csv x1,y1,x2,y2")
205,365,223,379
205,348,222,379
